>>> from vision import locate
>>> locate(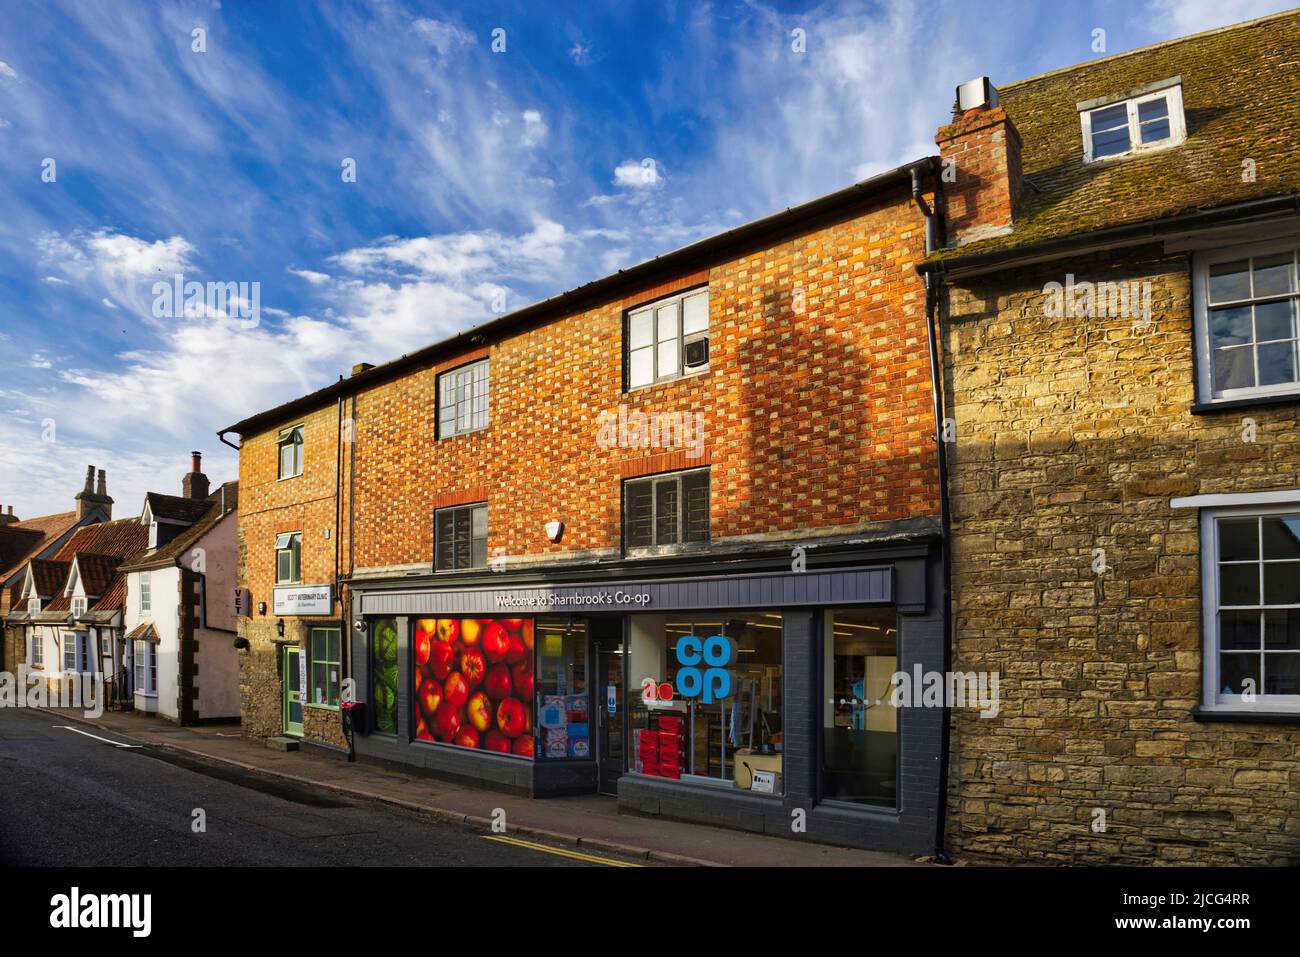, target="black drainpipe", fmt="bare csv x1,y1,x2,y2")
912,163,954,865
